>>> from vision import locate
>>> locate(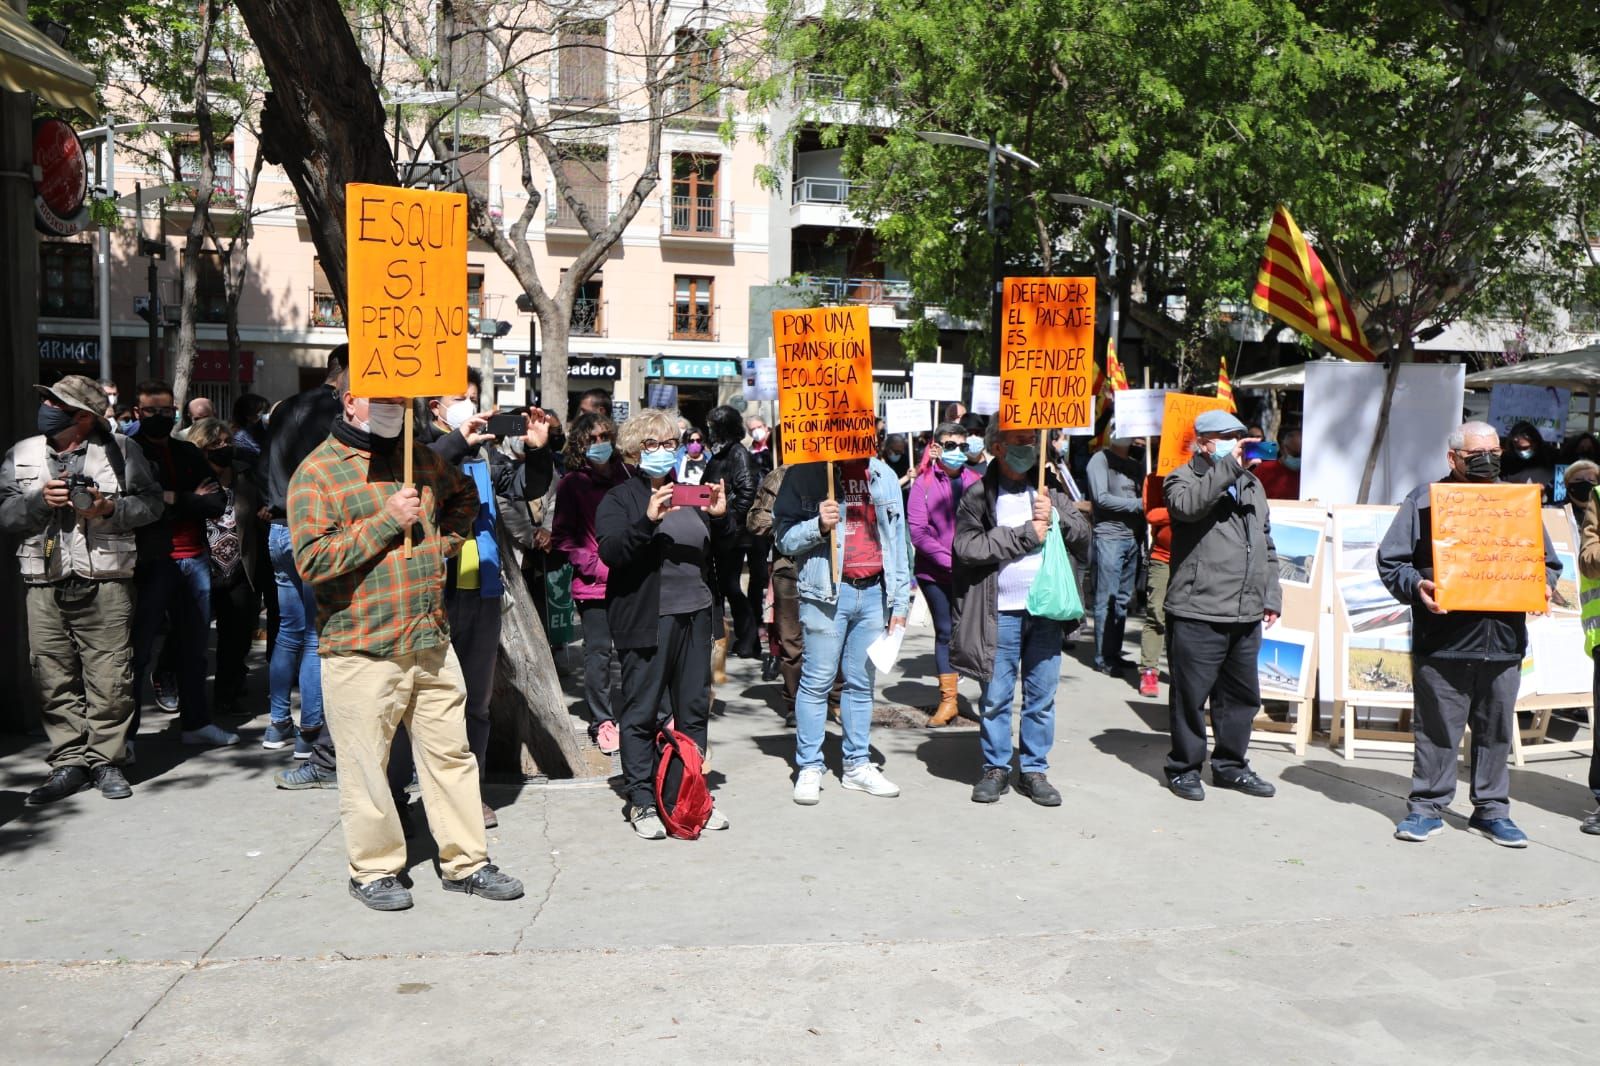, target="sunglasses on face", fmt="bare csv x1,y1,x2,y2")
590,431,613,444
